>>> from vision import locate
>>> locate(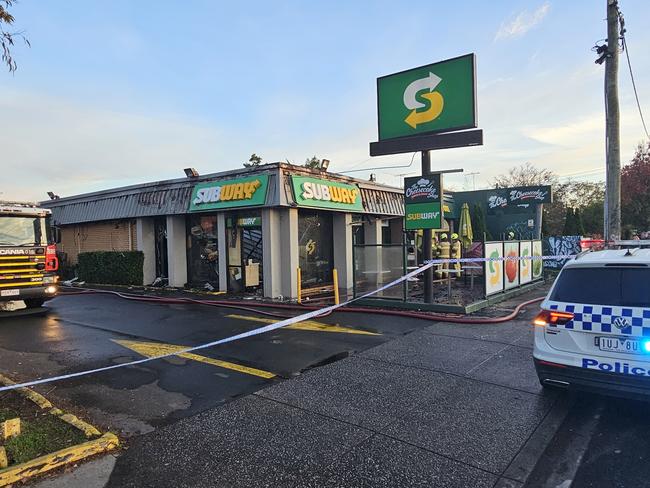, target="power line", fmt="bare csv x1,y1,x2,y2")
338,152,418,174
619,10,650,139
